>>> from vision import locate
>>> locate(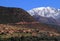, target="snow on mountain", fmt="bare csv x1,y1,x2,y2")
28,7,60,18
28,7,60,25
